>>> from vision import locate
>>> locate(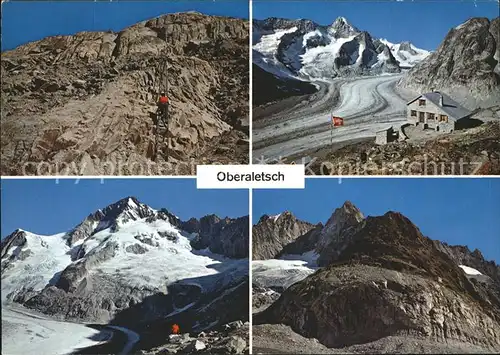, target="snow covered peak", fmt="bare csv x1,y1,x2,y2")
99,196,155,223
377,39,430,68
